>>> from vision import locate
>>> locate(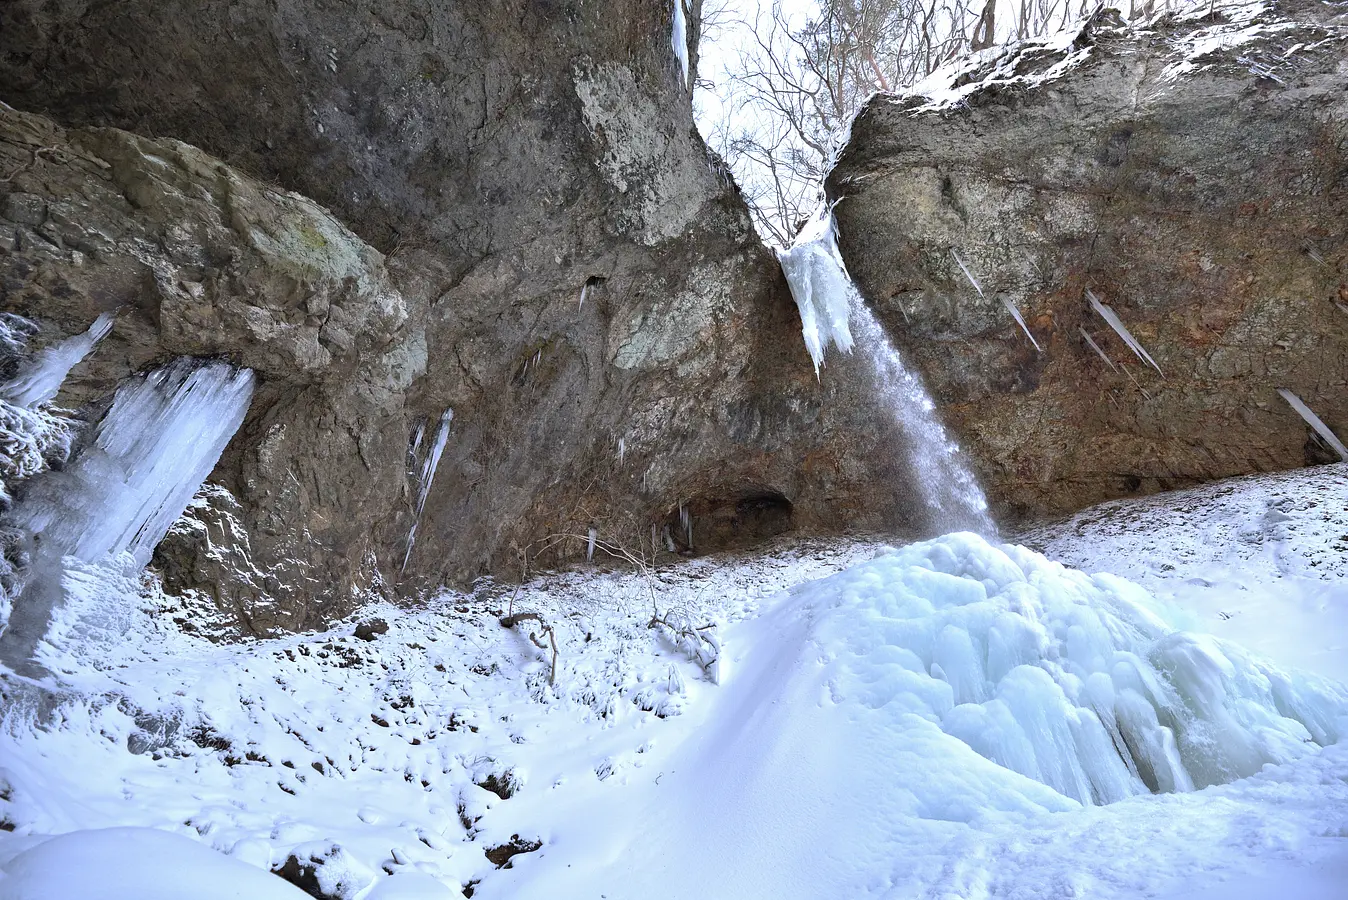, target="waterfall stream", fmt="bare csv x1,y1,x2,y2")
778,207,994,536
